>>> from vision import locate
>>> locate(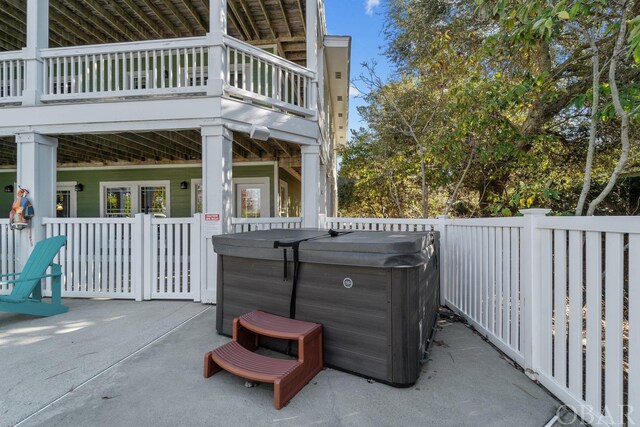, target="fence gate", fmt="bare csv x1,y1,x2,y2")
148,217,200,300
